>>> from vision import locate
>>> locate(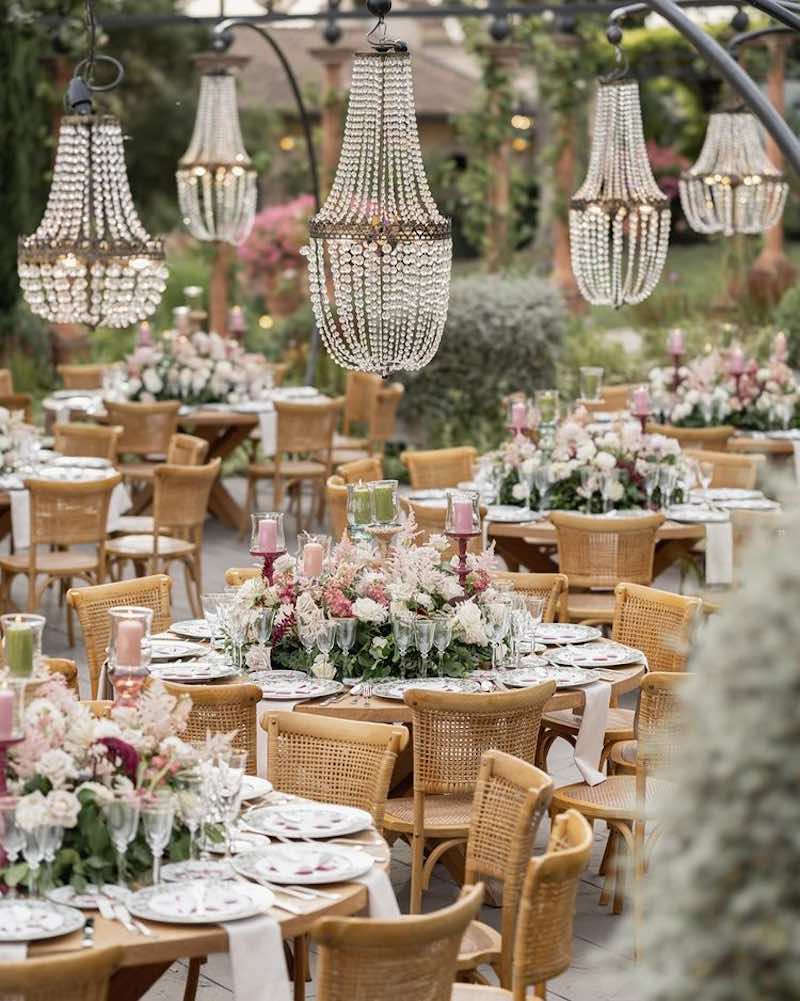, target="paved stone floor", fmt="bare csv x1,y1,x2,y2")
20,477,636,1001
